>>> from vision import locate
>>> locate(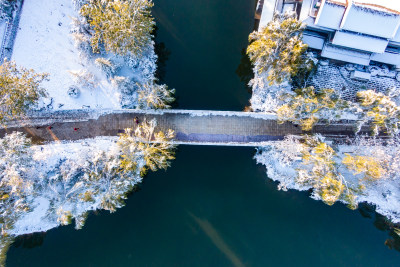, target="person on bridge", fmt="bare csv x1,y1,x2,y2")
74,127,79,131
